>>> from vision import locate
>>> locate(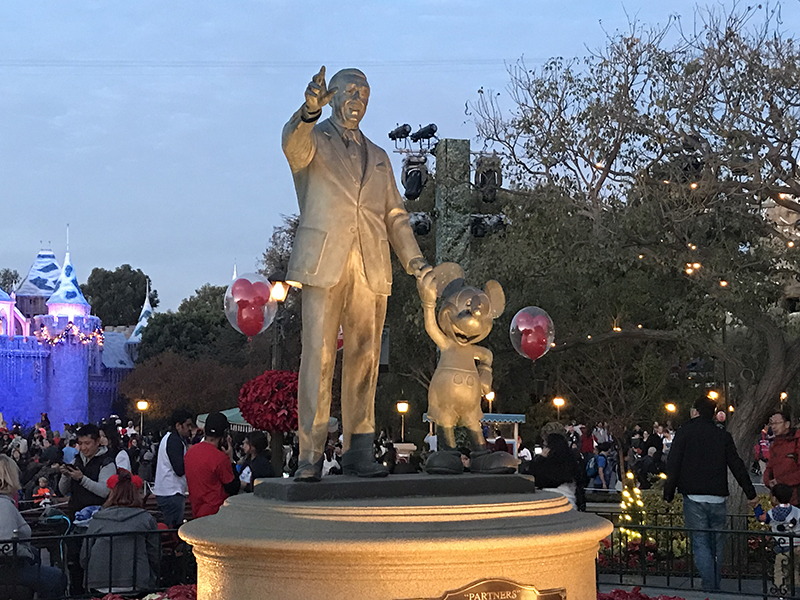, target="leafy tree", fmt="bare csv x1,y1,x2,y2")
260,214,299,278
0,269,20,293
81,265,159,326
137,284,271,366
471,4,800,473
178,283,226,316
120,352,264,424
